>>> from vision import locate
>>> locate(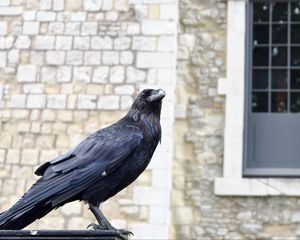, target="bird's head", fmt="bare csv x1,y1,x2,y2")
128,89,166,120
